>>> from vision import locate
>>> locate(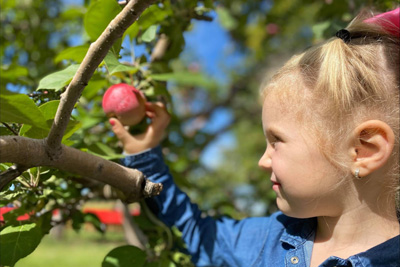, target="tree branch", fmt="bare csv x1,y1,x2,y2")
0,0,164,202
180,82,242,121
46,0,157,159
150,34,169,62
0,164,29,191
0,136,162,202
115,200,150,252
